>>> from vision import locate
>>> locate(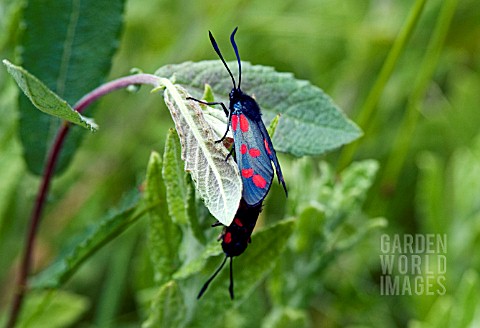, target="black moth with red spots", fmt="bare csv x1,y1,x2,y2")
187,27,287,206
192,27,288,299
197,199,262,299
